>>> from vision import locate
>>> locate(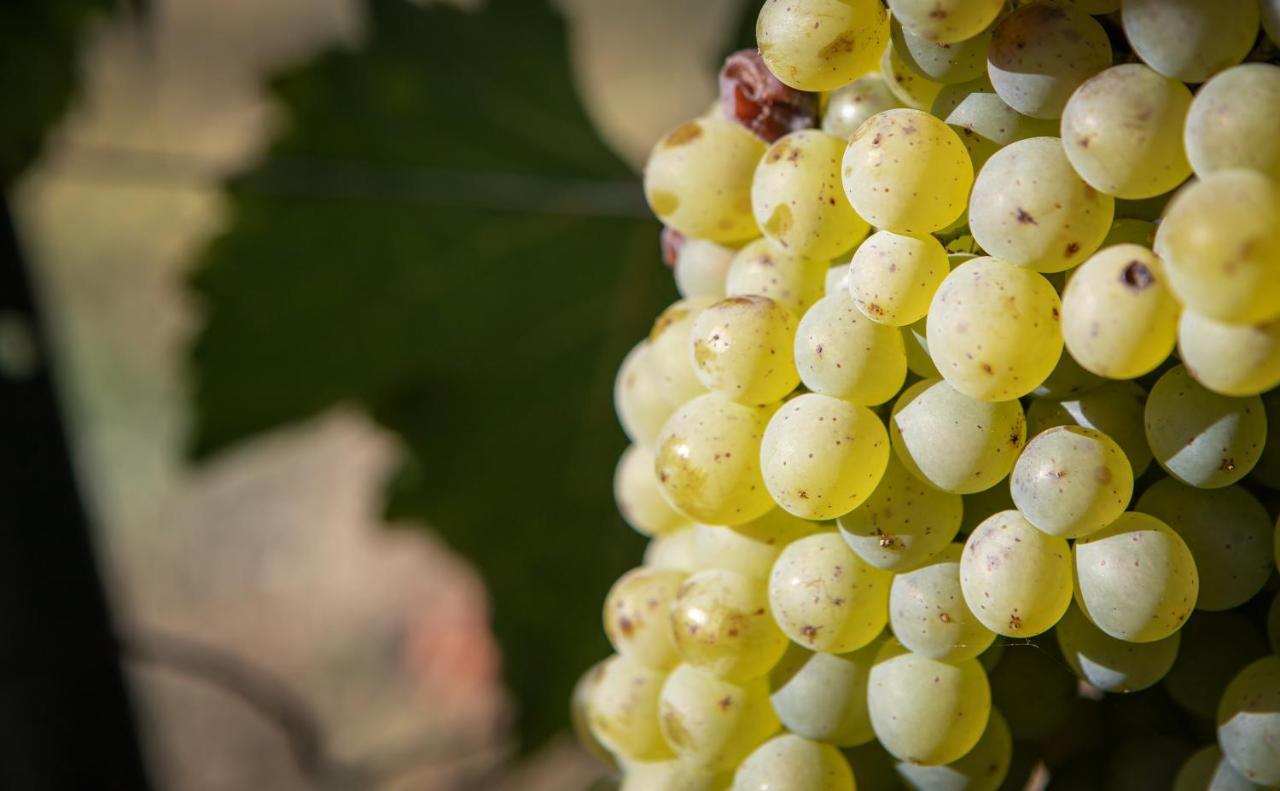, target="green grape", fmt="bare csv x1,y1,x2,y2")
587,655,673,761
1055,603,1179,693
1174,745,1259,791
1120,0,1259,83
615,341,677,448
822,73,904,140
1144,365,1266,489
752,130,870,261
674,238,735,300
1178,310,1280,398
648,298,716,407
1185,64,1280,182
669,568,789,682
845,740,902,791
837,453,964,572
902,316,940,378
960,486,1015,537
887,0,1005,44
725,237,828,317
1136,479,1273,611
1102,218,1156,248
1165,611,1268,720
1252,390,1280,490
768,531,893,653
794,294,908,406
731,733,855,791
1011,426,1133,539
1027,380,1153,477
987,4,1112,120
692,509,818,581
968,137,1115,273
1154,169,1280,324
881,37,945,111
824,263,848,295
605,568,687,671
689,295,799,404
616,444,688,538
842,109,974,235
932,75,994,120
847,230,950,327
988,641,1077,741
943,86,1059,174
621,760,728,791
890,544,997,661
1060,64,1193,199
1268,592,1280,655
890,15,991,85
1073,512,1198,643
644,117,765,243
760,393,890,520
573,659,619,766
644,524,701,573
1217,657,1280,786
1029,350,1106,399
658,664,780,771
927,256,1064,400
894,709,1012,791
756,0,889,91
890,378,1027,494
655,393,778,526
769,636,884,746
960,510,1074,637
867,638,992,766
